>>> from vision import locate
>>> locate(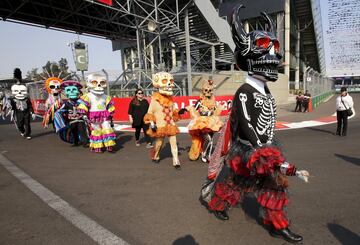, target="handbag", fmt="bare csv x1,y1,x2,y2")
341,97,353,116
